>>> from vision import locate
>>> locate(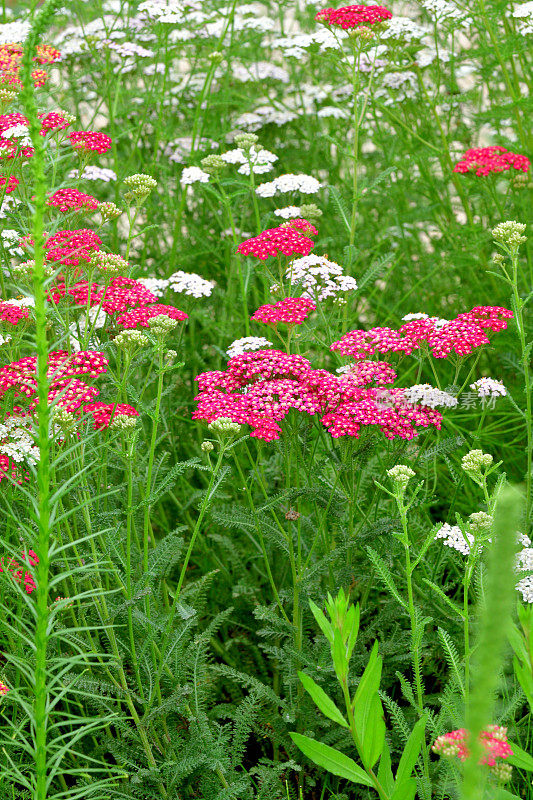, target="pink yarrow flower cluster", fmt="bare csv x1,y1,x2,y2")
315,4,392,29
237,219,318,260
0,350,107,409
432,726,513,781
331,307,512,361
0,174,19,194
193,349,442,442
453,146,530,176
47,188,99,213
251,297,315,326
117,303,188,328
84,402,139,429
0,548,38,594
69,131,112,155
0,301,29,326
28,228,103,266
